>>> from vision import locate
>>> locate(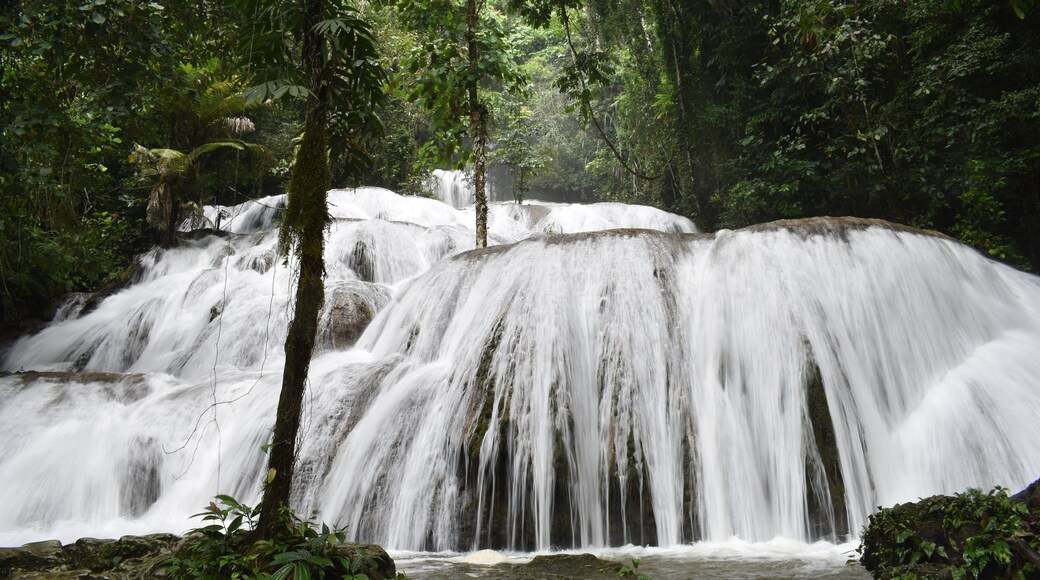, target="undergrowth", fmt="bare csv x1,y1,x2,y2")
859,486,1039,579
165,495,403,579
